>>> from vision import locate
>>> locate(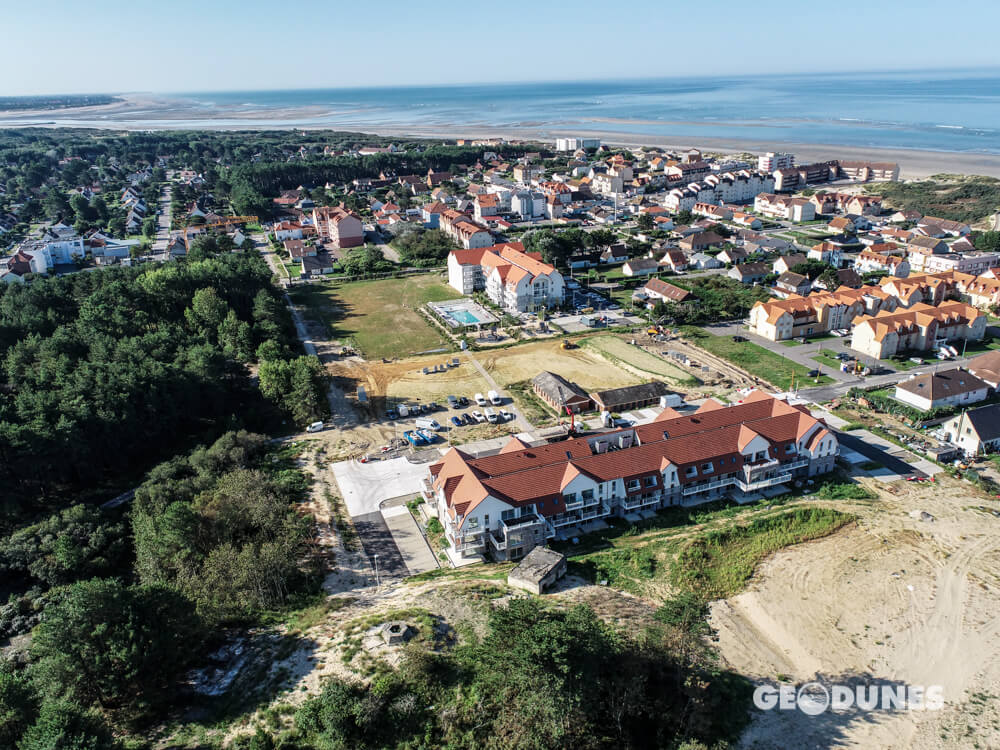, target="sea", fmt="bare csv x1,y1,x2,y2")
7,69,1000,154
